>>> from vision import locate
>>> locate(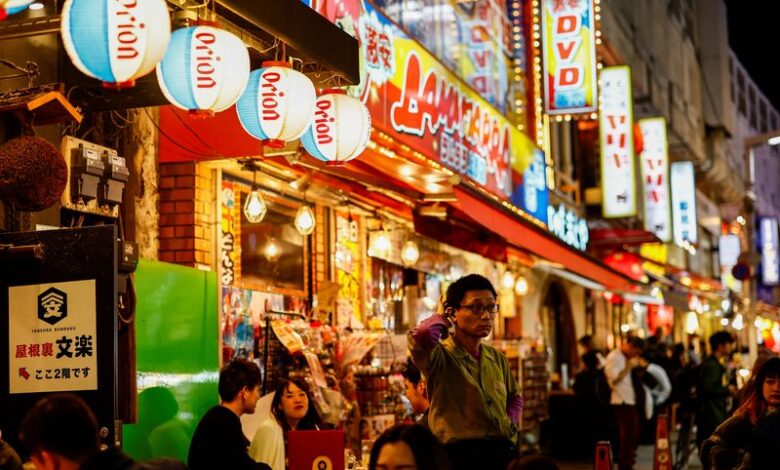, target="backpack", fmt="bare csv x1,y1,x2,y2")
672,362,702,413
